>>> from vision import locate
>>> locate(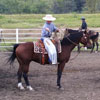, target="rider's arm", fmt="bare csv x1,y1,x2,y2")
41,23,51,37
41,28,50,37
53,24,59,32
